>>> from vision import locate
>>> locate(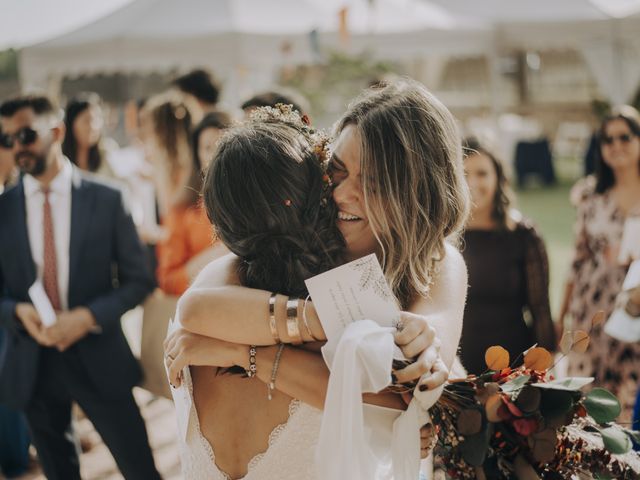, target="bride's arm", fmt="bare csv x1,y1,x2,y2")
178,255,326,345
170,254,406,409
246,345,405,411
178,248,466,388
